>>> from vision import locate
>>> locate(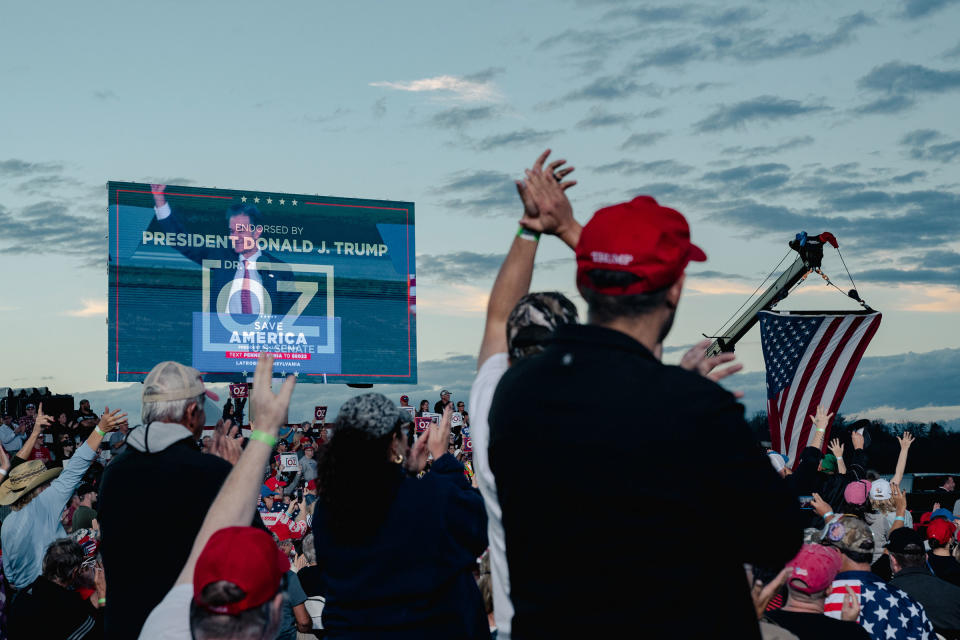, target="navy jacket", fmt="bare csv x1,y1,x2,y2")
311,453,488,639
488,324,804,639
